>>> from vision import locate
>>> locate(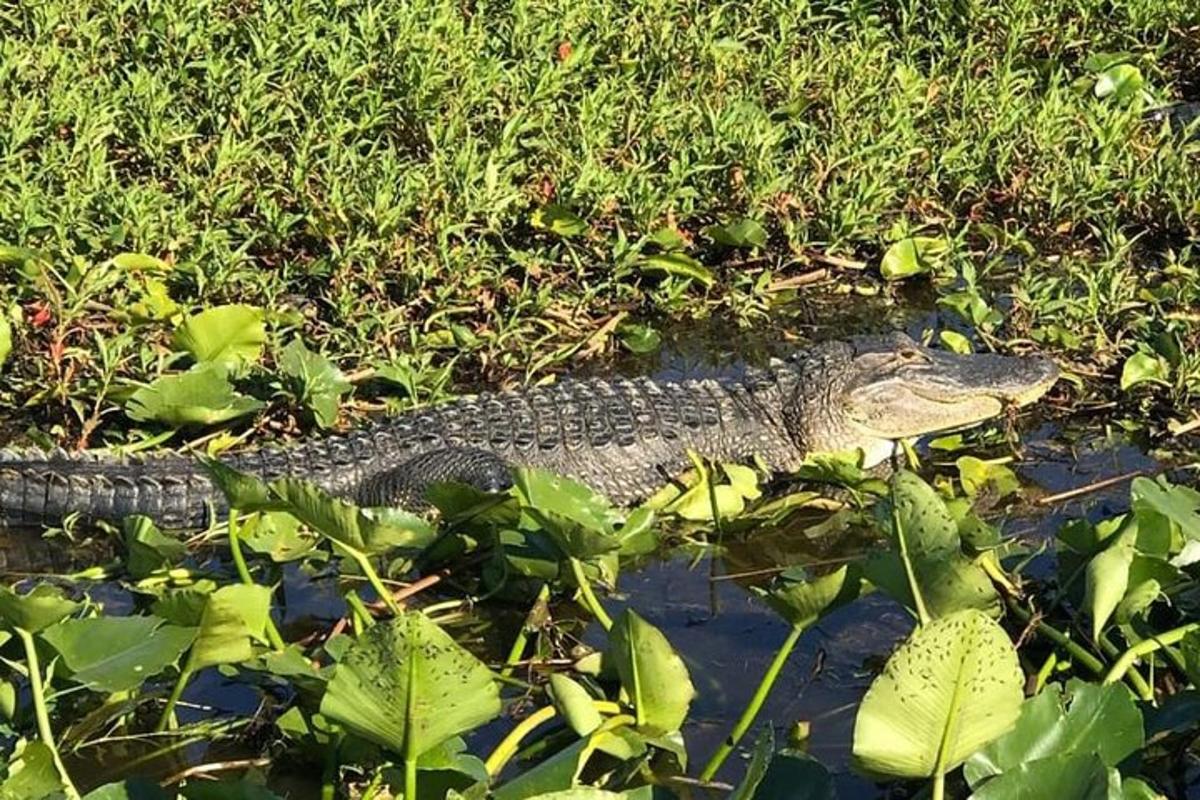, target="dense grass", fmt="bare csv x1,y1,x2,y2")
1,0,1198,445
